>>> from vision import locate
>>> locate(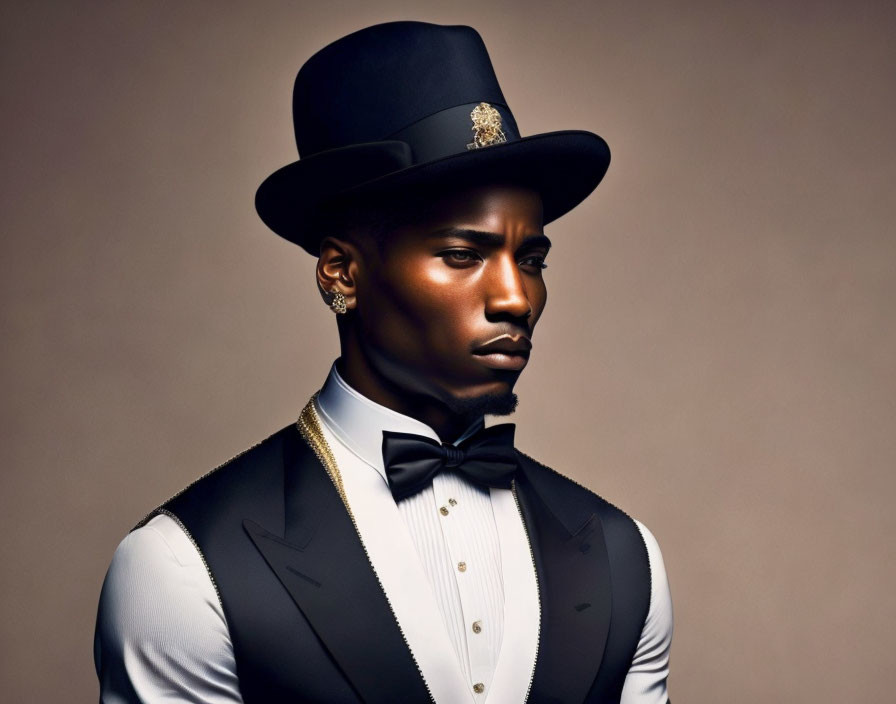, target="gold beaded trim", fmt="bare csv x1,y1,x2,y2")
296,394,345,499
295,394,437,703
